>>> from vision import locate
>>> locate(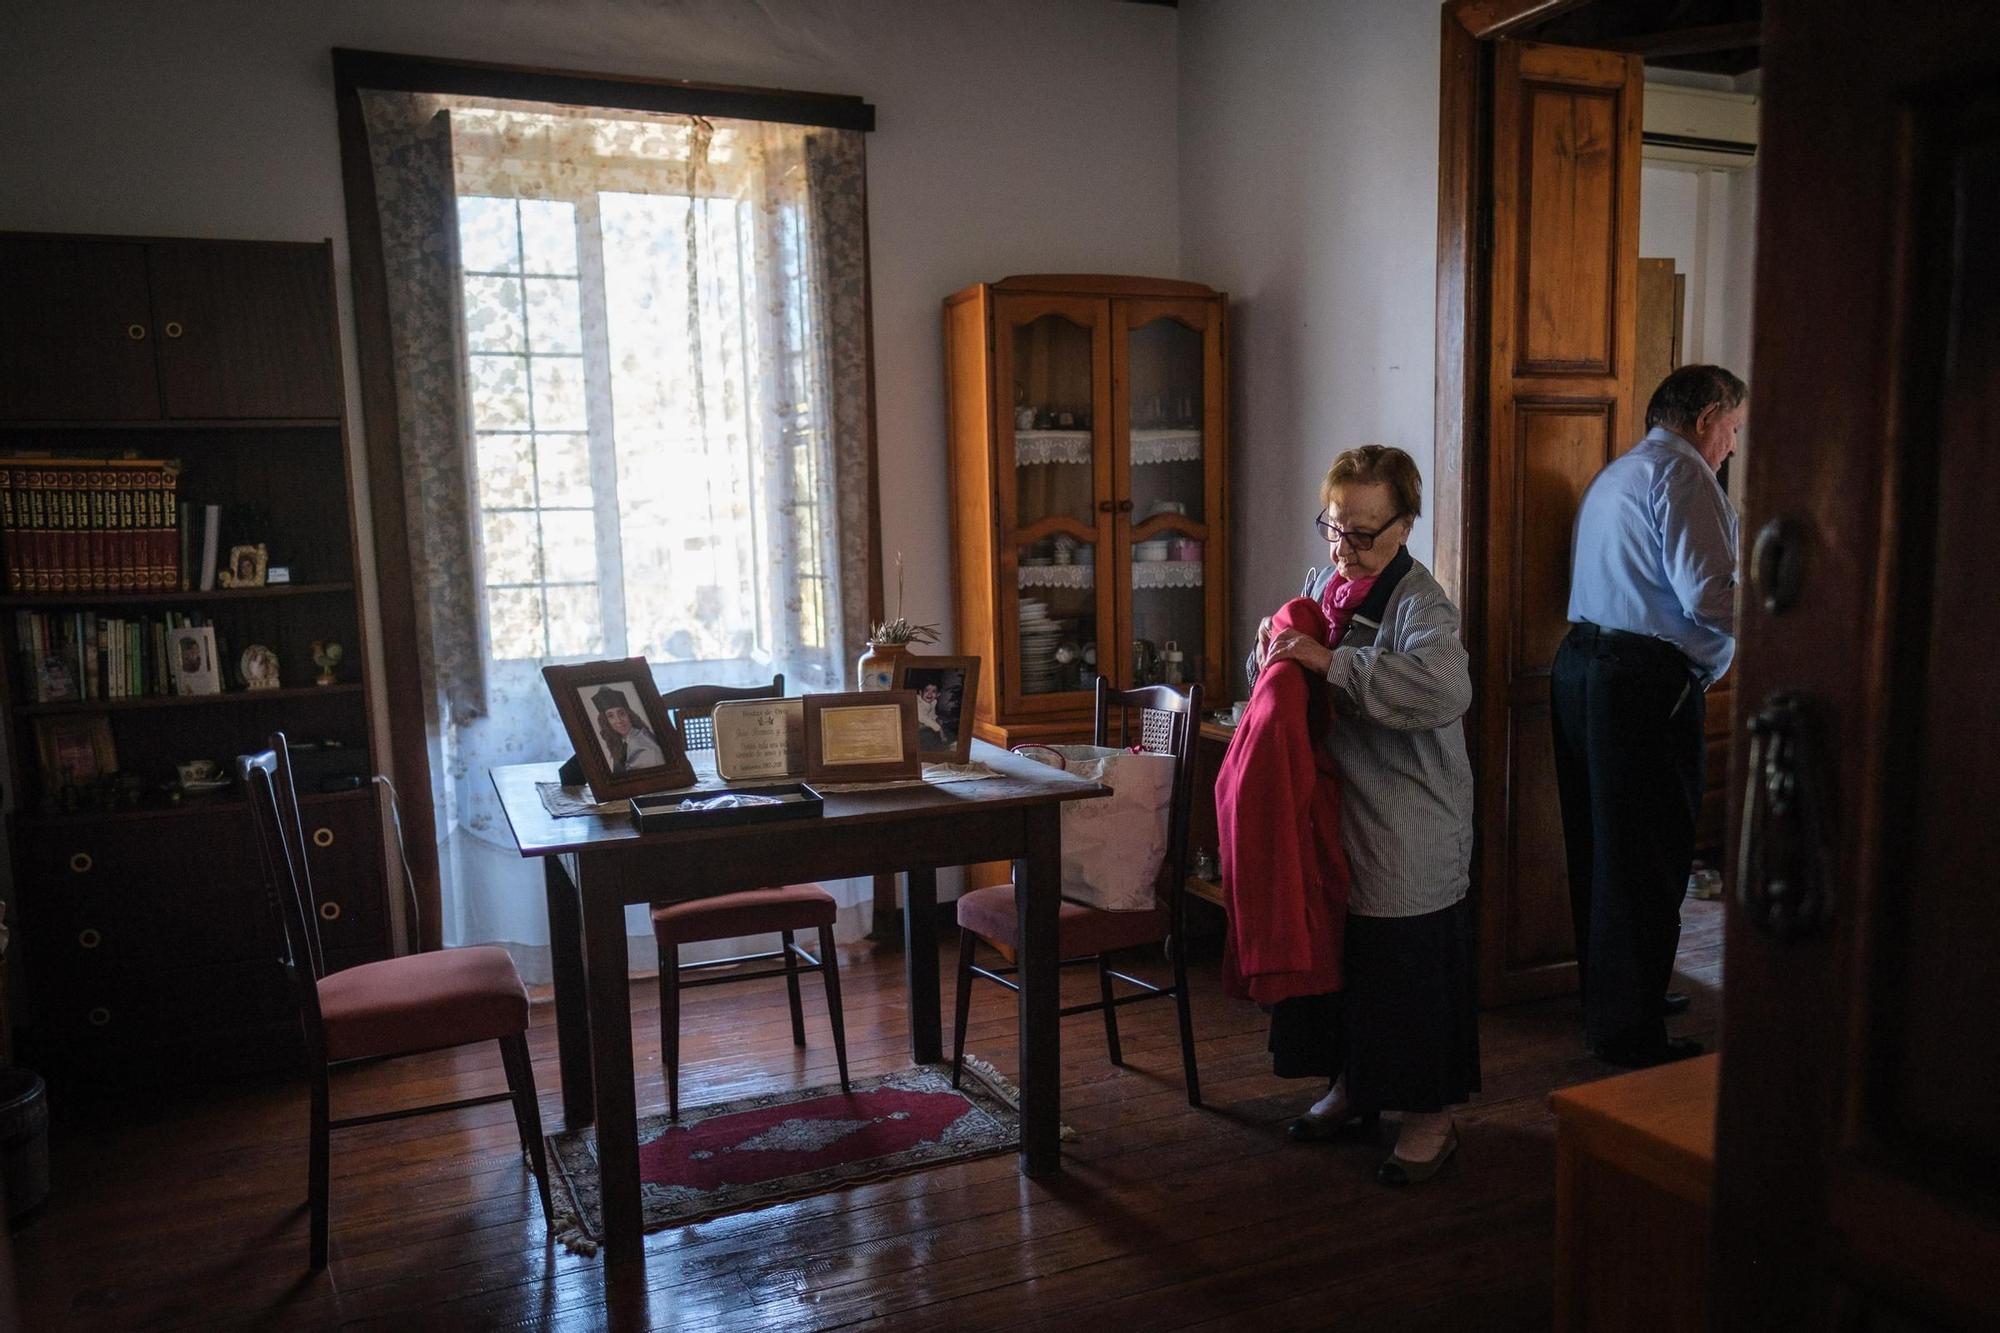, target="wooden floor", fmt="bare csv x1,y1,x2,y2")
16,901,1723,1331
